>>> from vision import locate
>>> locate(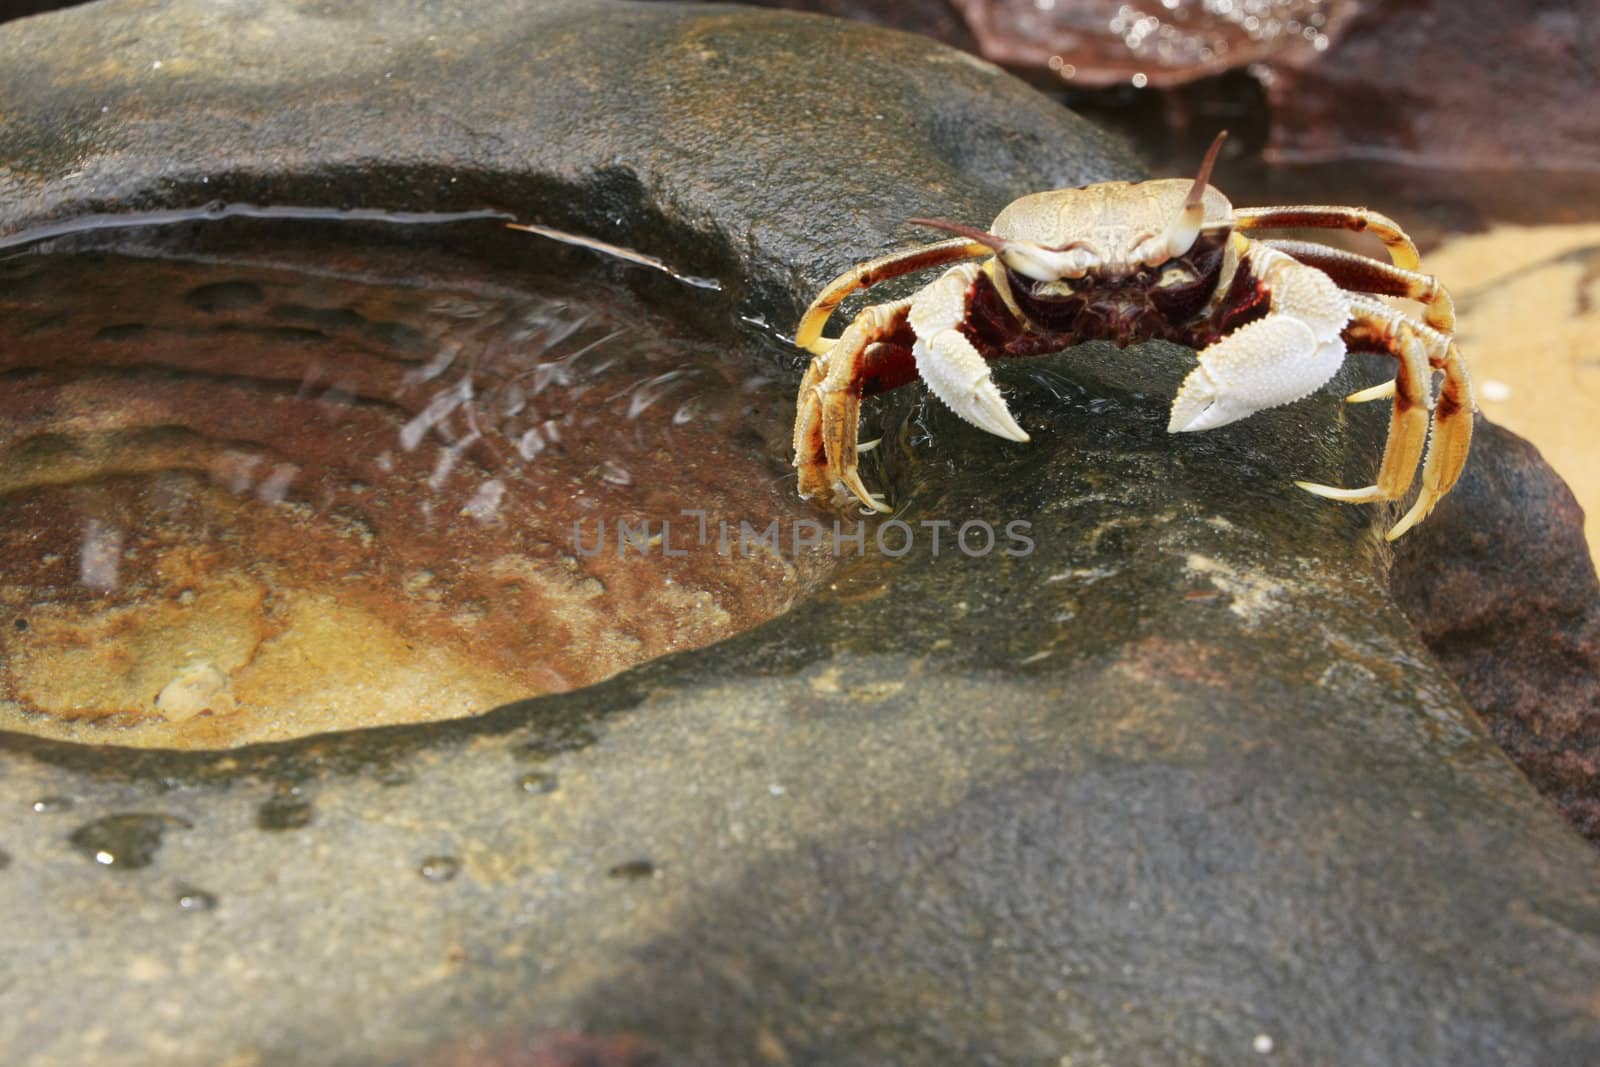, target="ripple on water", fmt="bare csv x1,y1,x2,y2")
0,241,833,749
